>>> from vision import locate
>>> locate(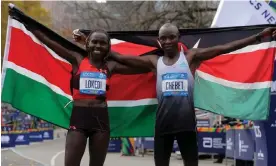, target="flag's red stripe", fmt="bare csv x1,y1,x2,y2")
109,42,157,100
107,73,156,100
111,42,156,56
198,48,275,83
108,40,158,100
8,28,72,95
